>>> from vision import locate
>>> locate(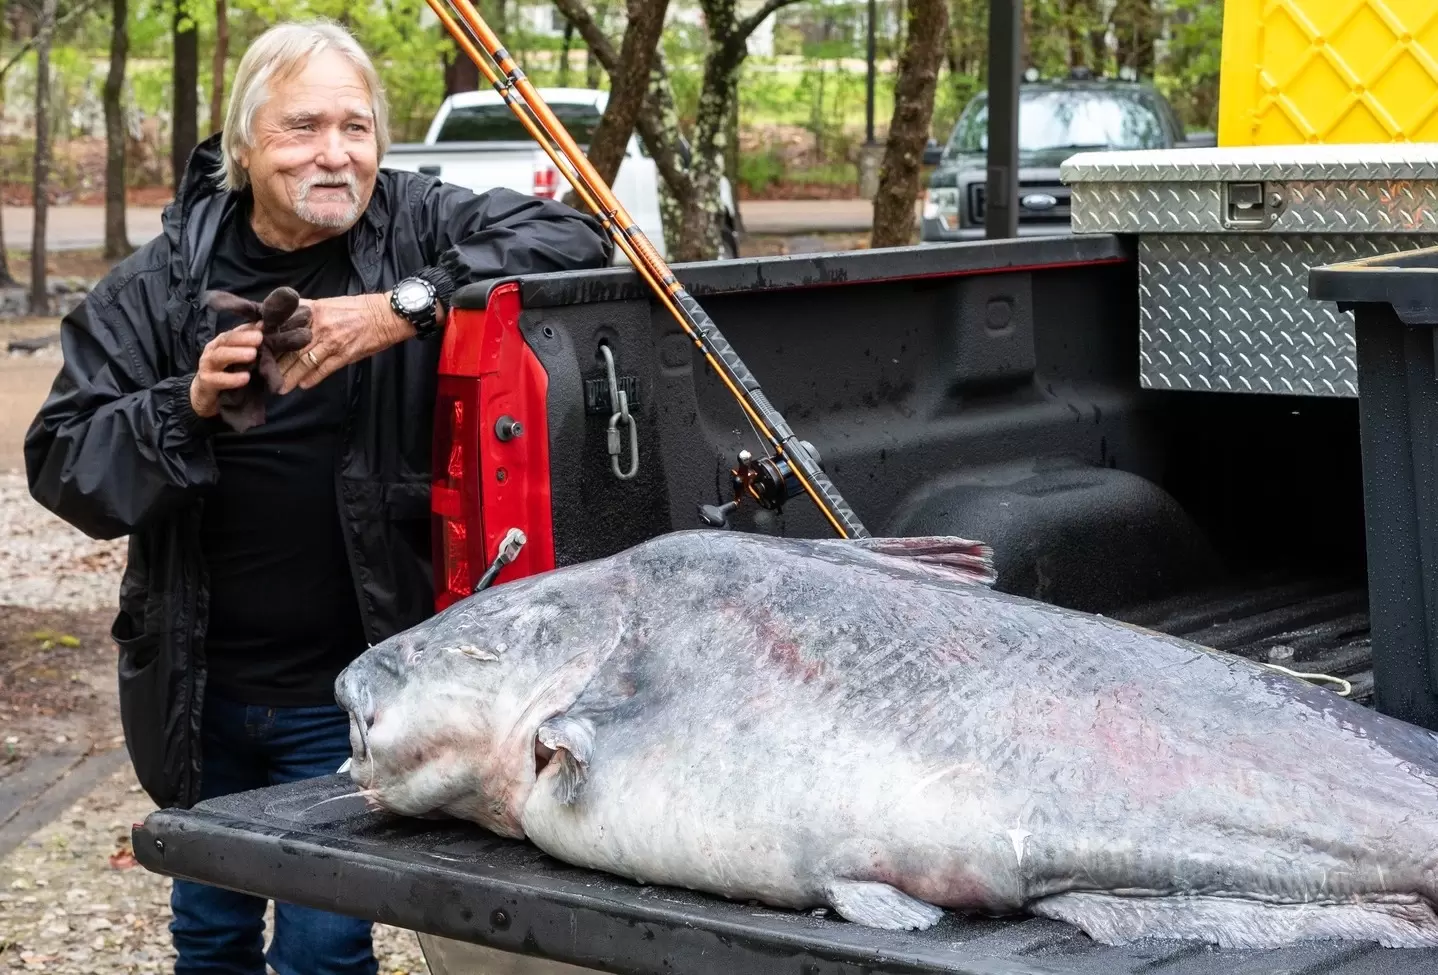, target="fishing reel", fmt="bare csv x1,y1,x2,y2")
698,442,823,530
